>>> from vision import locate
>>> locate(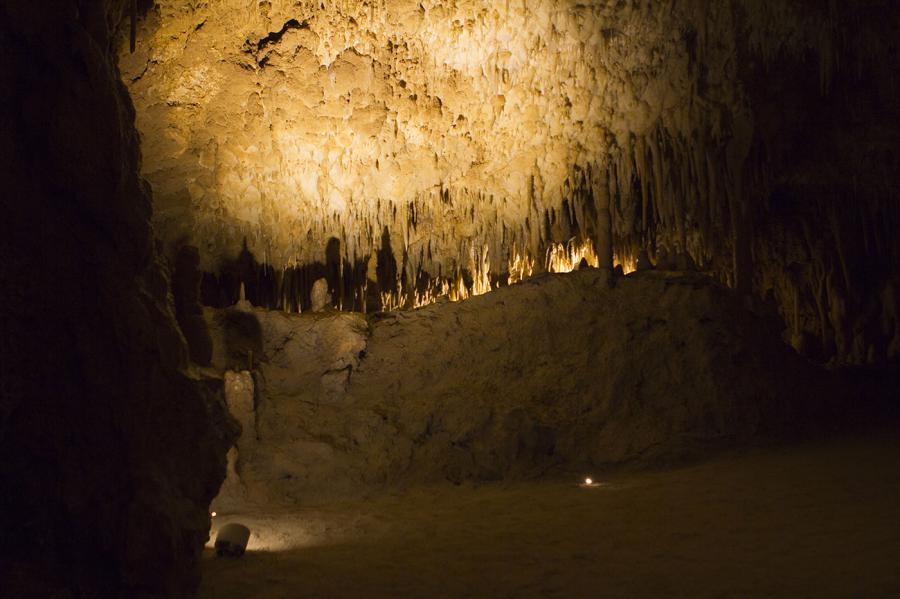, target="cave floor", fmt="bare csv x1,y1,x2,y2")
200,432,900,598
